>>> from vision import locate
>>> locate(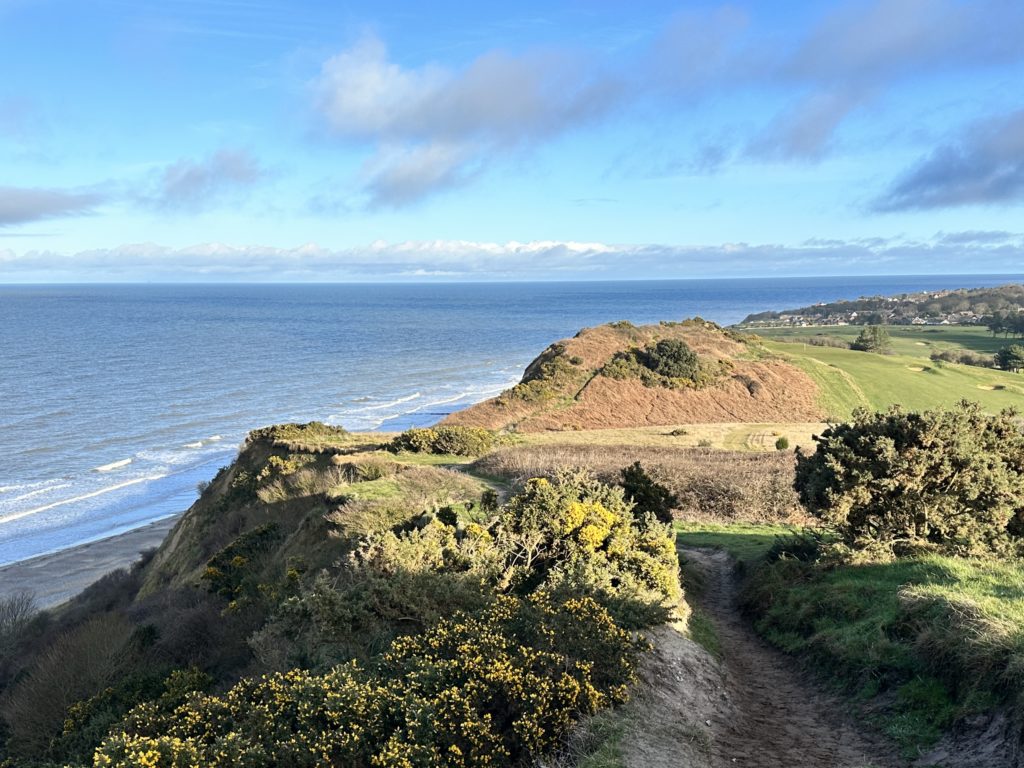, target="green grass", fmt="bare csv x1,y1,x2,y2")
336,477,403,501
754,323,1013,357
745,553,1024,756
572,708,628,768
674,522,801,565
760,338,1024,418
388,451,475,467
686,609,721,659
